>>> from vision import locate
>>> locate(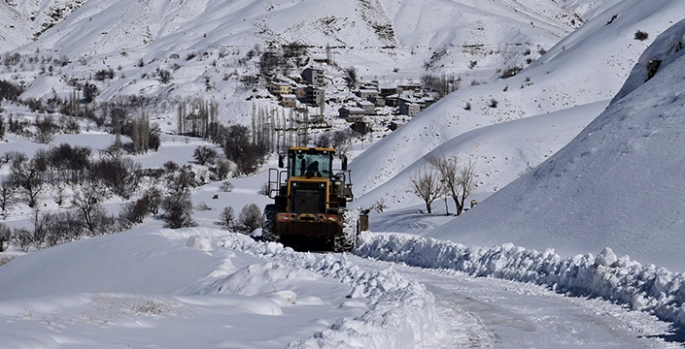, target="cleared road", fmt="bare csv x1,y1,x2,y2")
351,256,681,349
